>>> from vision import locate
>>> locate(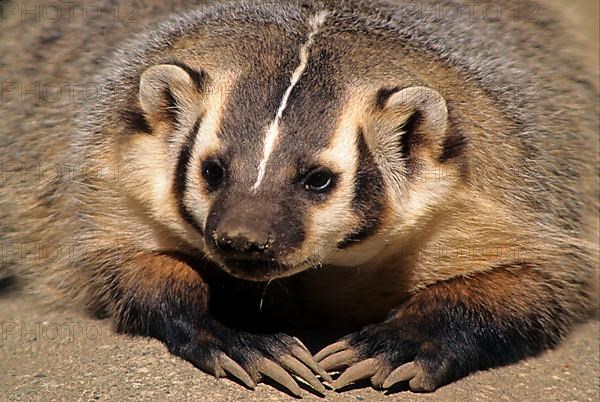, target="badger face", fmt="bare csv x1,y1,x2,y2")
125,5,462,282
